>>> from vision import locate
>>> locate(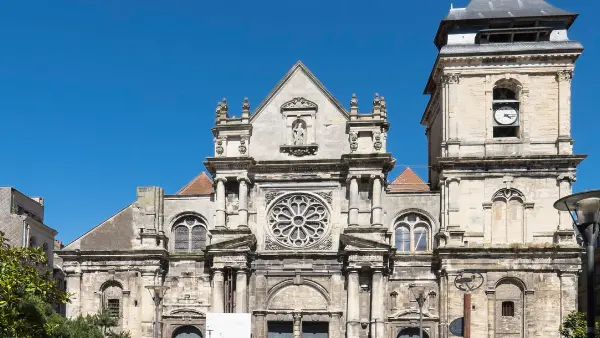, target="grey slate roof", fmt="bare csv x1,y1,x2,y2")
445,0,576,21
